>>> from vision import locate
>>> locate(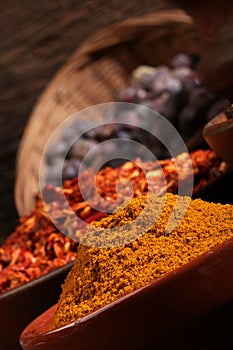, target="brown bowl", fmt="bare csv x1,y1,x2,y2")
203,113,233,170
0,262,73,350
20,237,233,350
1,166,231,350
